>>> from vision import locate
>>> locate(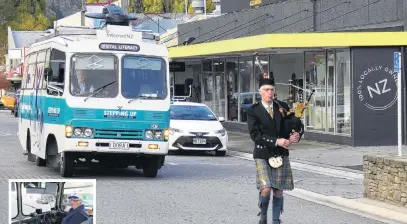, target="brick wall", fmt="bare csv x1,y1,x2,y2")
363,155,407,207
